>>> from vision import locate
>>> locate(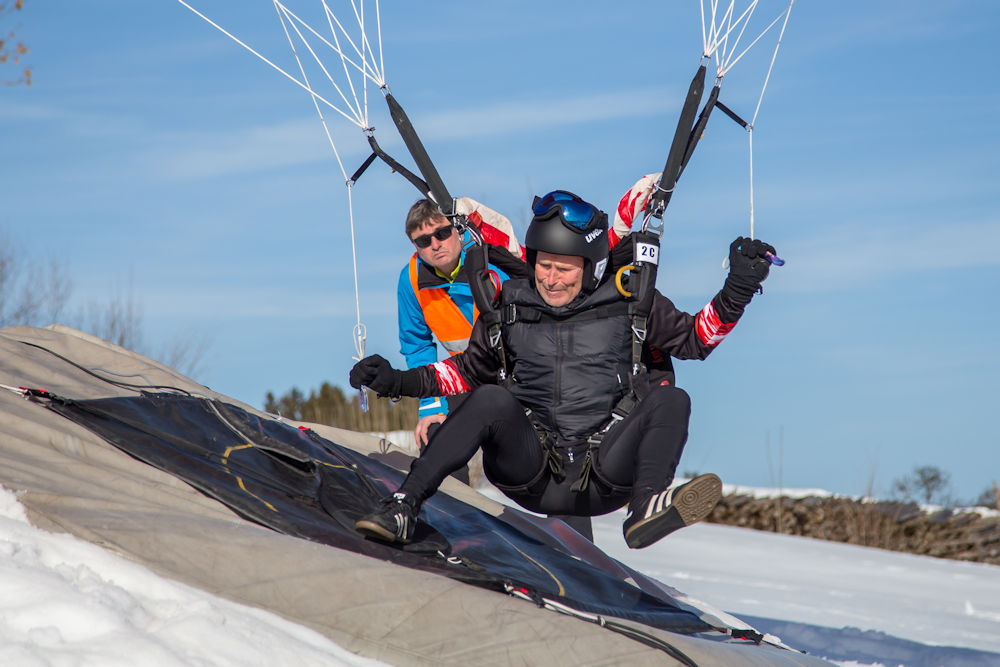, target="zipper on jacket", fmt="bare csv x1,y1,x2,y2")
553,322,563,405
